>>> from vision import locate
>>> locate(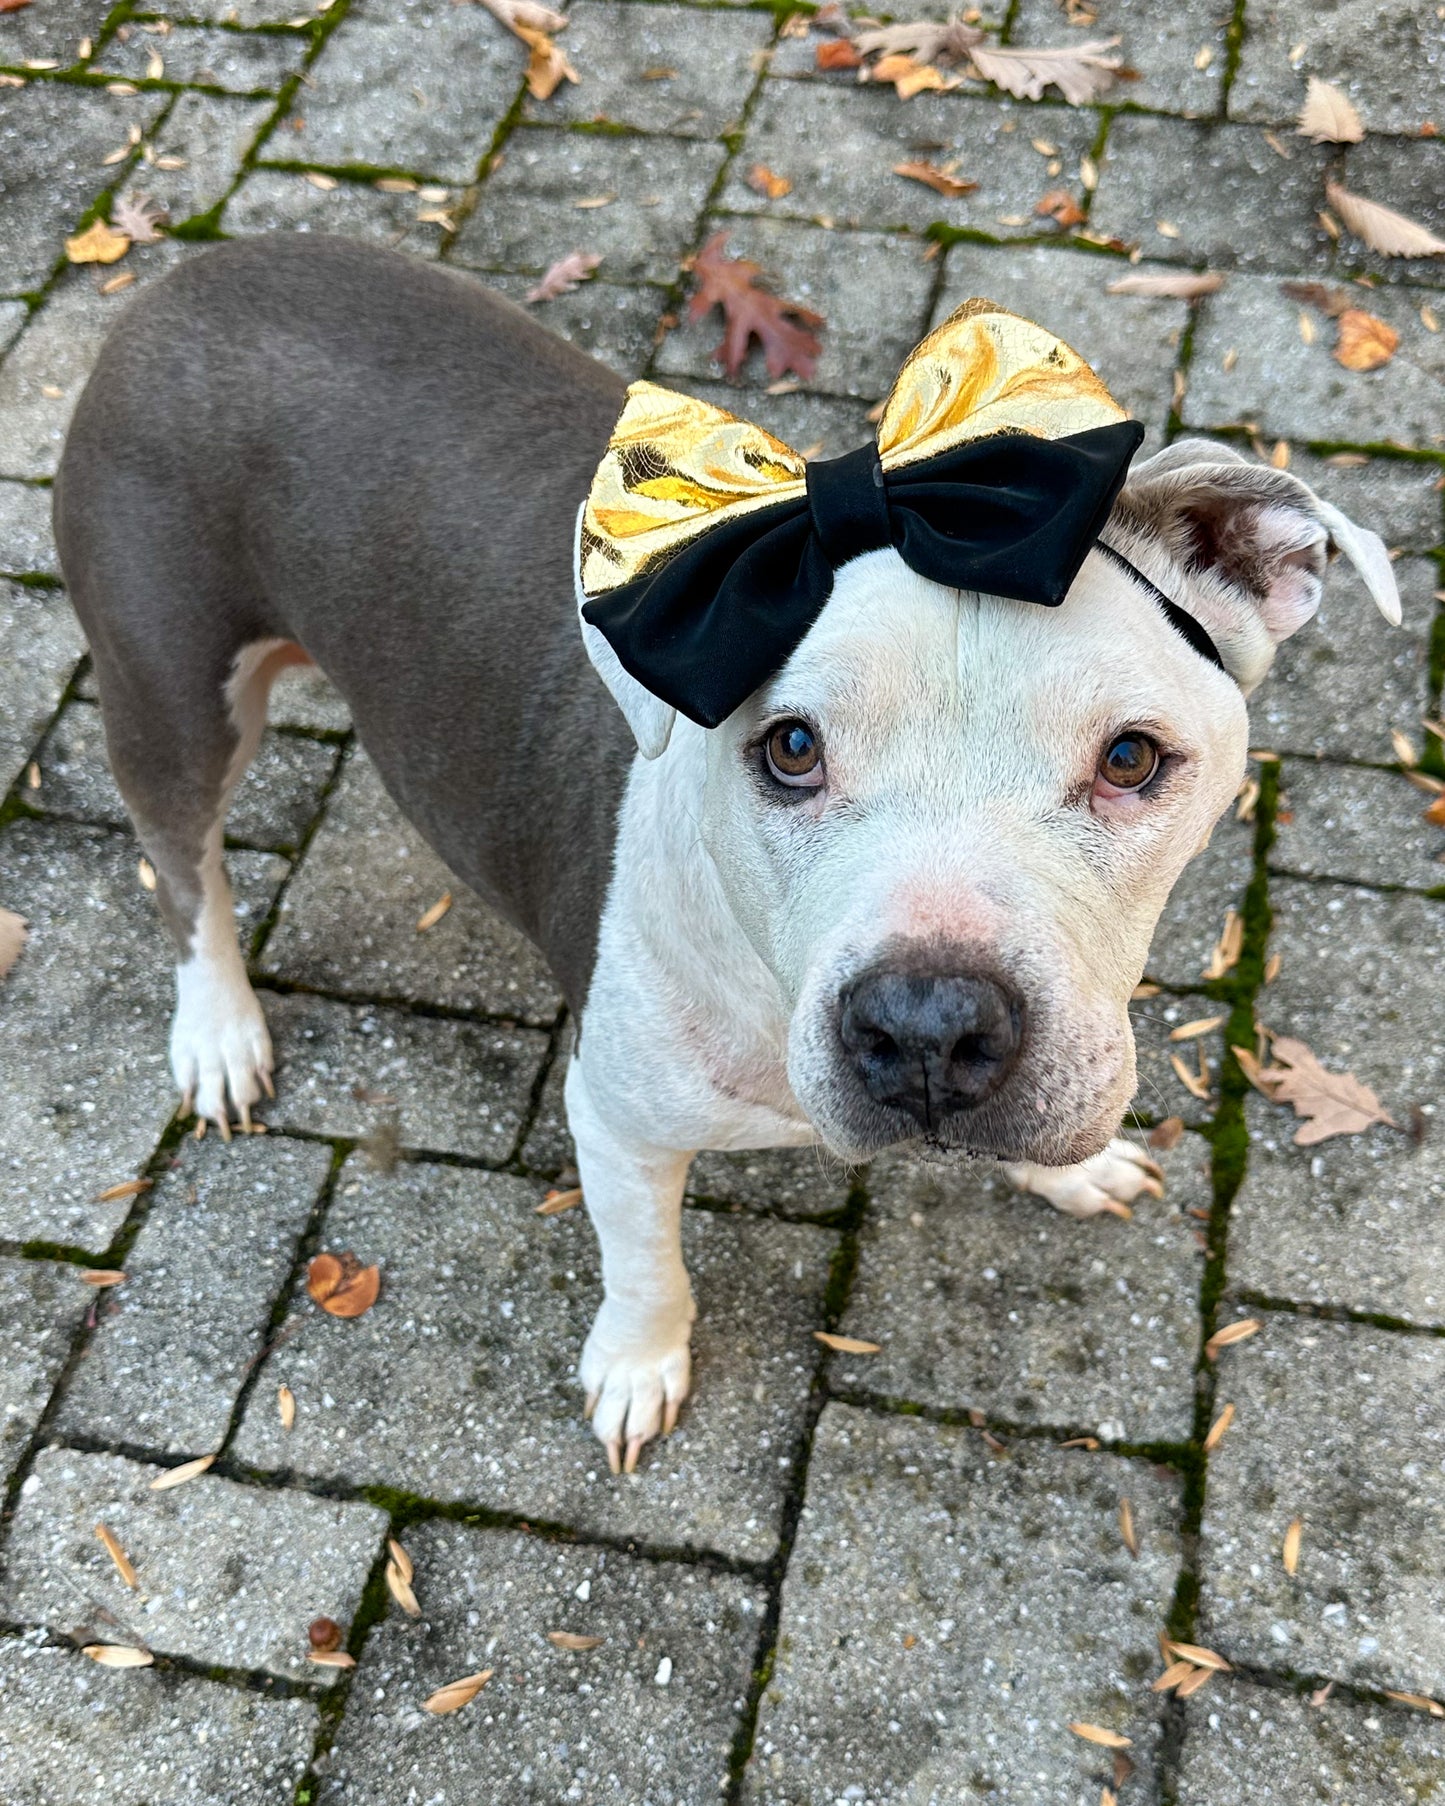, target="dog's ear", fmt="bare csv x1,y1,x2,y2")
573,505,676,759
1113,438,1401,691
